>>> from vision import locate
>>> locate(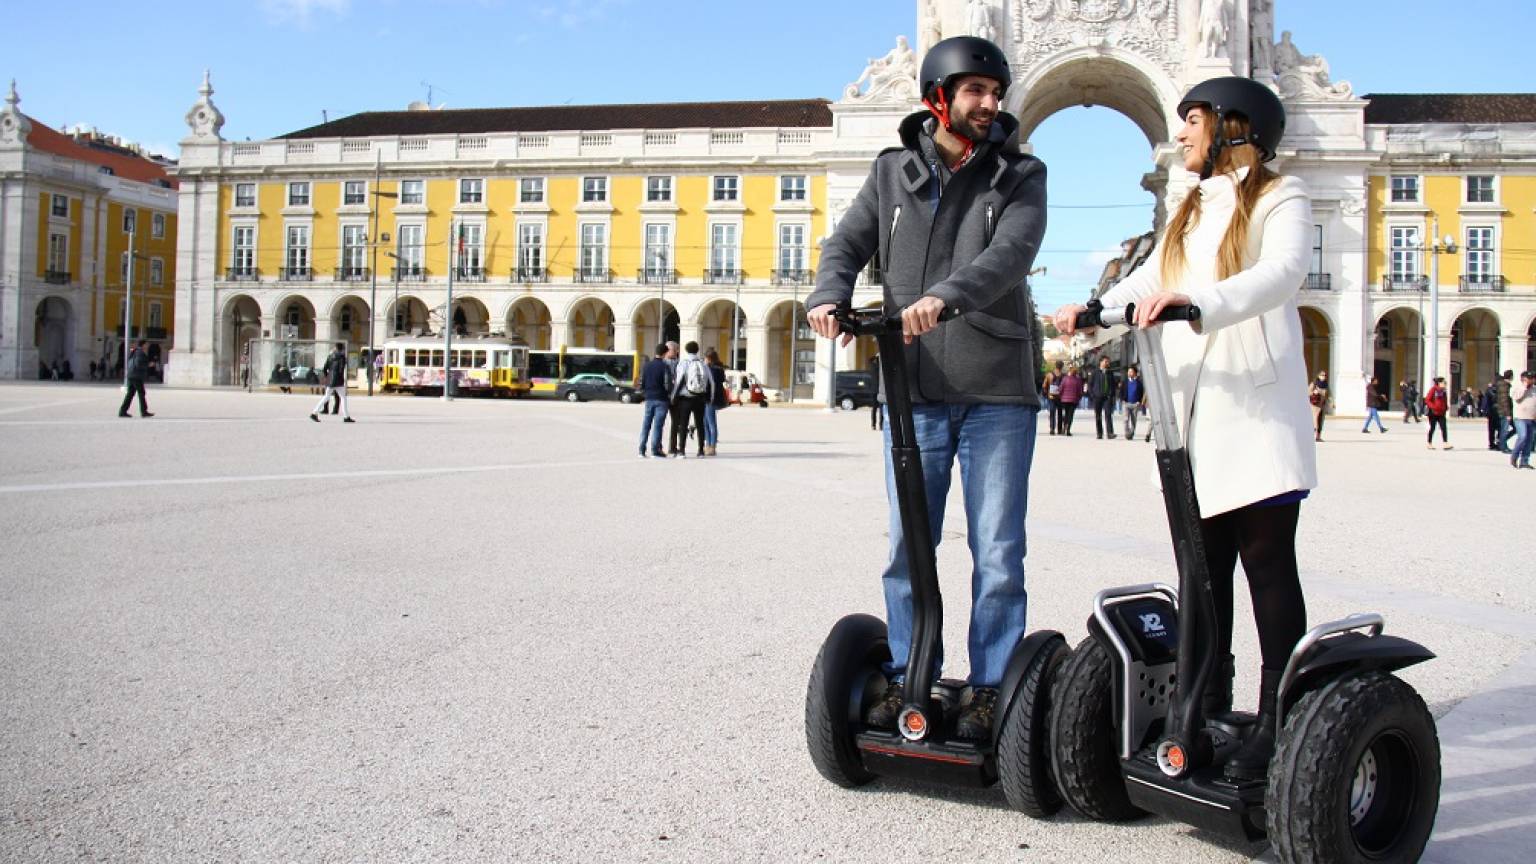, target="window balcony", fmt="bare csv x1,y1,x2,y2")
638,268,677,285
1459,274,1507,293
705,268,742,285
225,267,259,282
454,266,486,283
337,266,371,282
392,266,426,282
1304,273,1332,291
574,268,612,284
44,269,71,285
773,268,810,286
513,265,547,283
280,266,313,282
1381,276,1427,292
